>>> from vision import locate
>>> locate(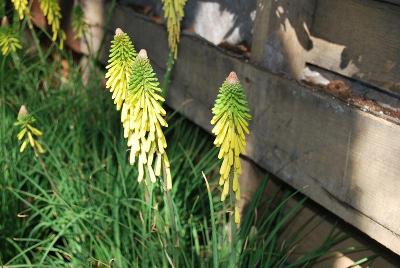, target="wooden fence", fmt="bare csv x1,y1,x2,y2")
97,0,400,255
